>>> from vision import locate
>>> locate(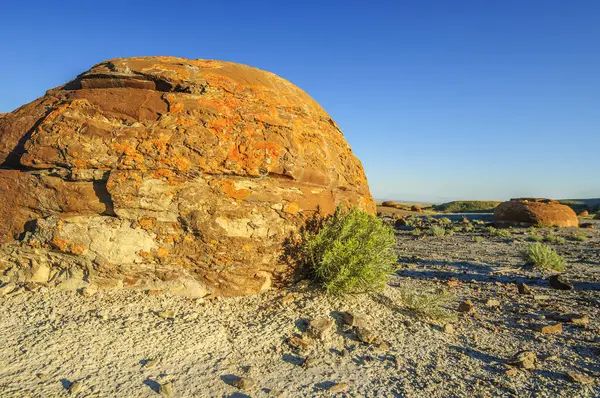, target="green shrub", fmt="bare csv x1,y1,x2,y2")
527,230,544,242
439,217,452,225
570,232,588,242
473,236,484,243
522,243,566,272
429,225,446,237
396,285,456,322
411,228,424,237
494,228,512,238
301,206,397,294
544,234,566,245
